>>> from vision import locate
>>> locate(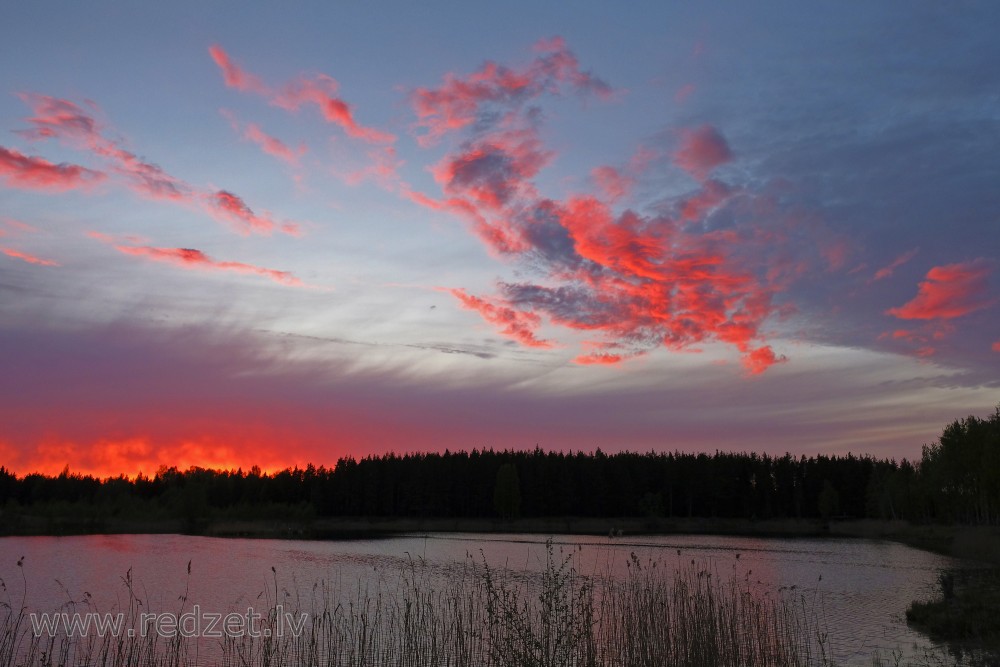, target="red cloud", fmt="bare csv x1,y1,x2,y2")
591,166,630,202
18,94,100,140
677,179,731,222
432,129,551,211
343,145,403,186
575,353,623,365
18,94,300,235
591,146,658,203
410,127,558,255
450,288,552,348
208,190,299,236
742,346,785,374
222,110,304,165
20,94,188,200
1,246,59,266
993,340,1000,353
245,123,302,164
275,77,395,144
873,248,918,281
110,243,304,286
208,45,267,93
417,110,793,374
673,125,732,180
411,37,613,145
18,94,186,201
404,48,819,373
209,45,394,144
887,260,994,320
0,145,104,191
